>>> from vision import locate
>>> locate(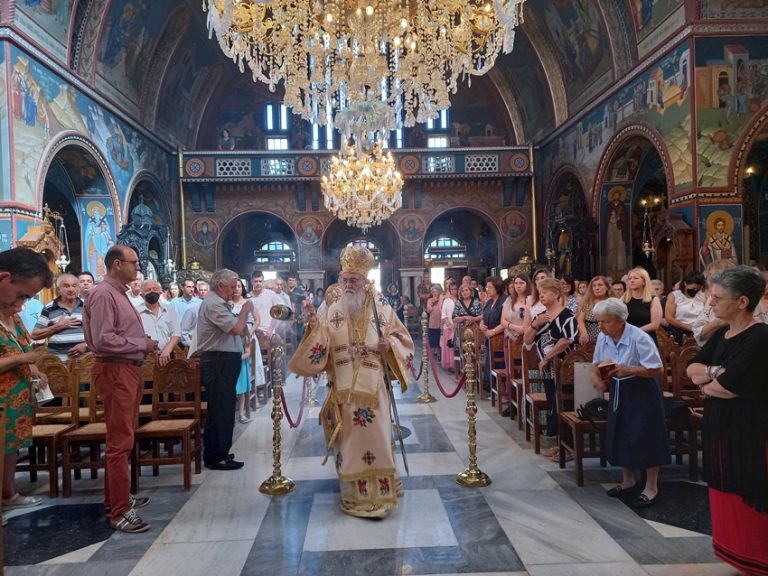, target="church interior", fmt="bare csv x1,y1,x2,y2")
2,0,768,574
